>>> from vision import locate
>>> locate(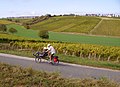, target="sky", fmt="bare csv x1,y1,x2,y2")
0,0,120,18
